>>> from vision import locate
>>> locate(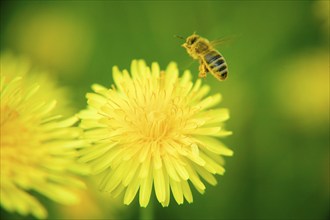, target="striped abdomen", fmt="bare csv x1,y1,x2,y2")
204,50,228,81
